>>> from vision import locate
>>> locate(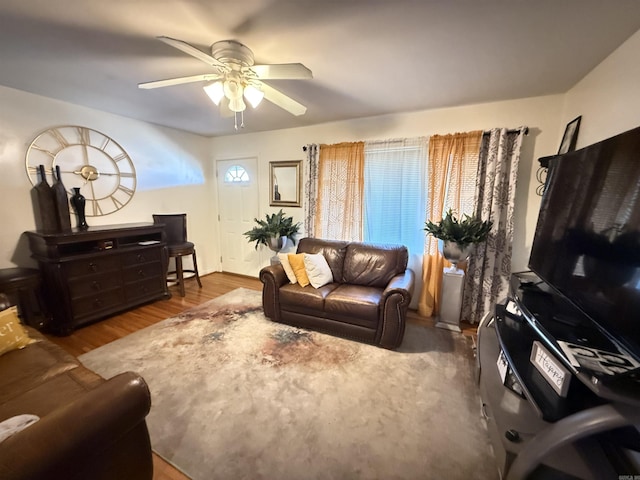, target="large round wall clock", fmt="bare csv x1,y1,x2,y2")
25,126,137,216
